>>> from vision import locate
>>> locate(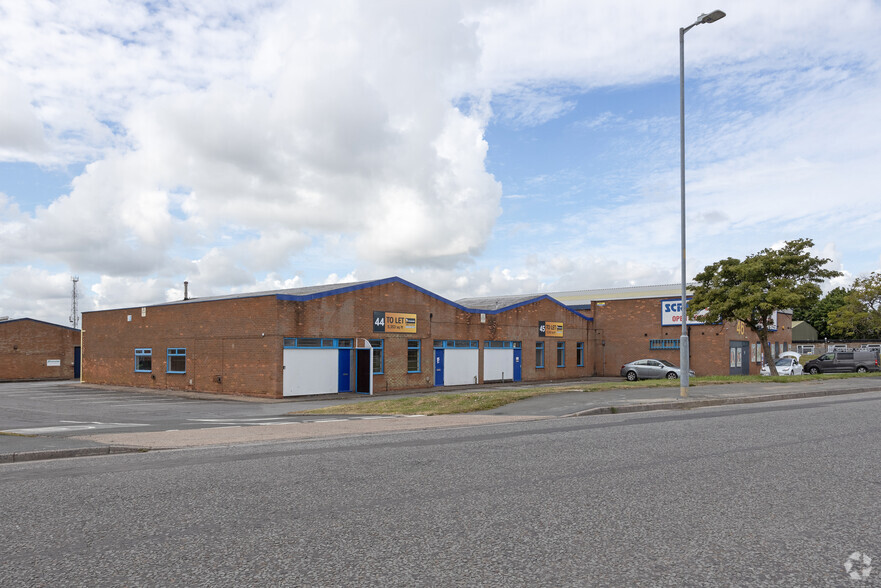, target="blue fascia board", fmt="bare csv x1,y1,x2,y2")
276,277,592,322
